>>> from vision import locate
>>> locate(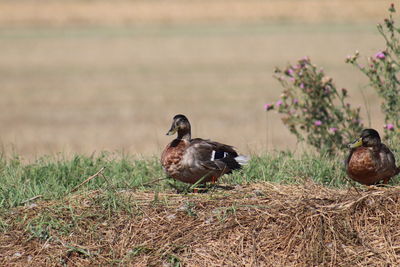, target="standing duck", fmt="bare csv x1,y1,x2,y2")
346,128,400,185
161,114,248,184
